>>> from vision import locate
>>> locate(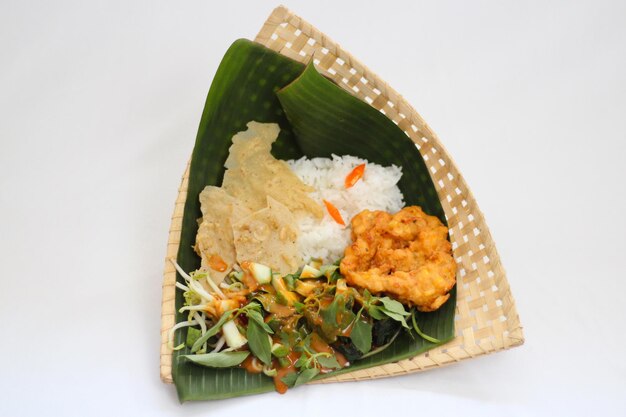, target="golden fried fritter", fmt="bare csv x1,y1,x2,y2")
340,206,456,312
